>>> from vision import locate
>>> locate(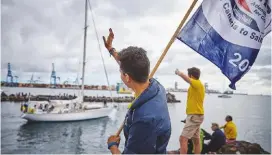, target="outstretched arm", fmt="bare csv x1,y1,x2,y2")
110,48,121,65
175,69,191,84
103,28,120,65
220,125,226,129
